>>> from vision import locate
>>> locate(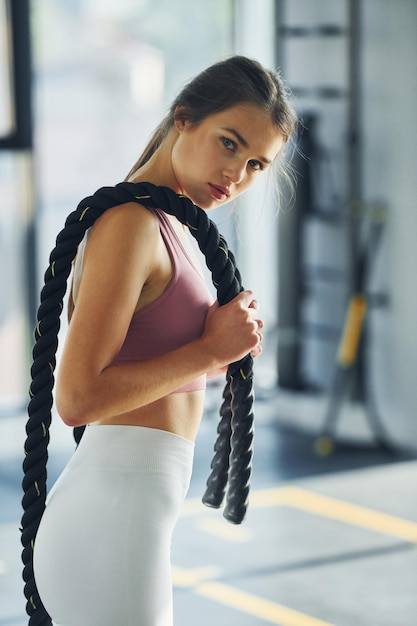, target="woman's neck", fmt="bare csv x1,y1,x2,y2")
129,131,182,194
